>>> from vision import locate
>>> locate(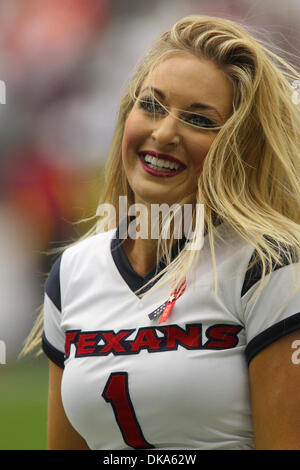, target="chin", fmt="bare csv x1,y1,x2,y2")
136,191,180,206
